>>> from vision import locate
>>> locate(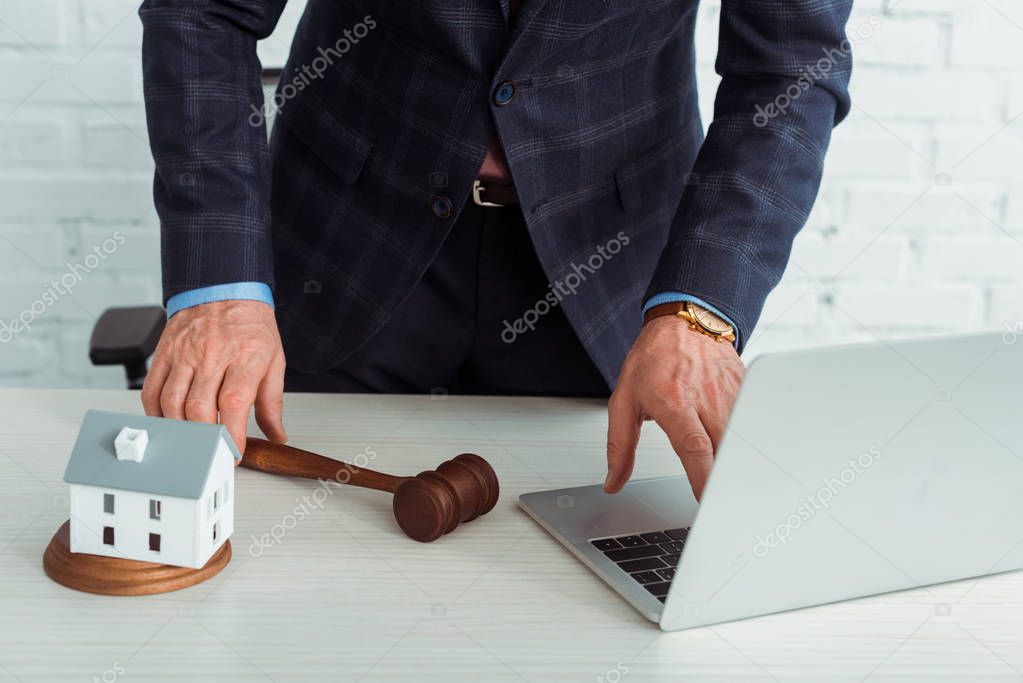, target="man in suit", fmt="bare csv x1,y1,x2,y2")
138,0,852,499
